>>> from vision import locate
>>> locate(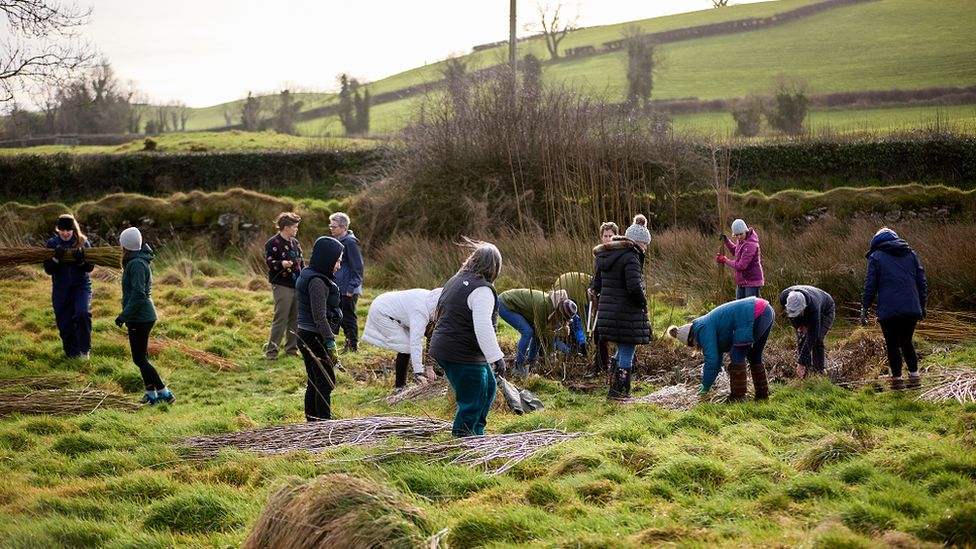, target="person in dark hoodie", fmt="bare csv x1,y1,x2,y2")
591,214,653,399
116,227,174,406
295,236,345,421
44,214,93,360
861,227,927,390
329,212,364,353
779,285,835,378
